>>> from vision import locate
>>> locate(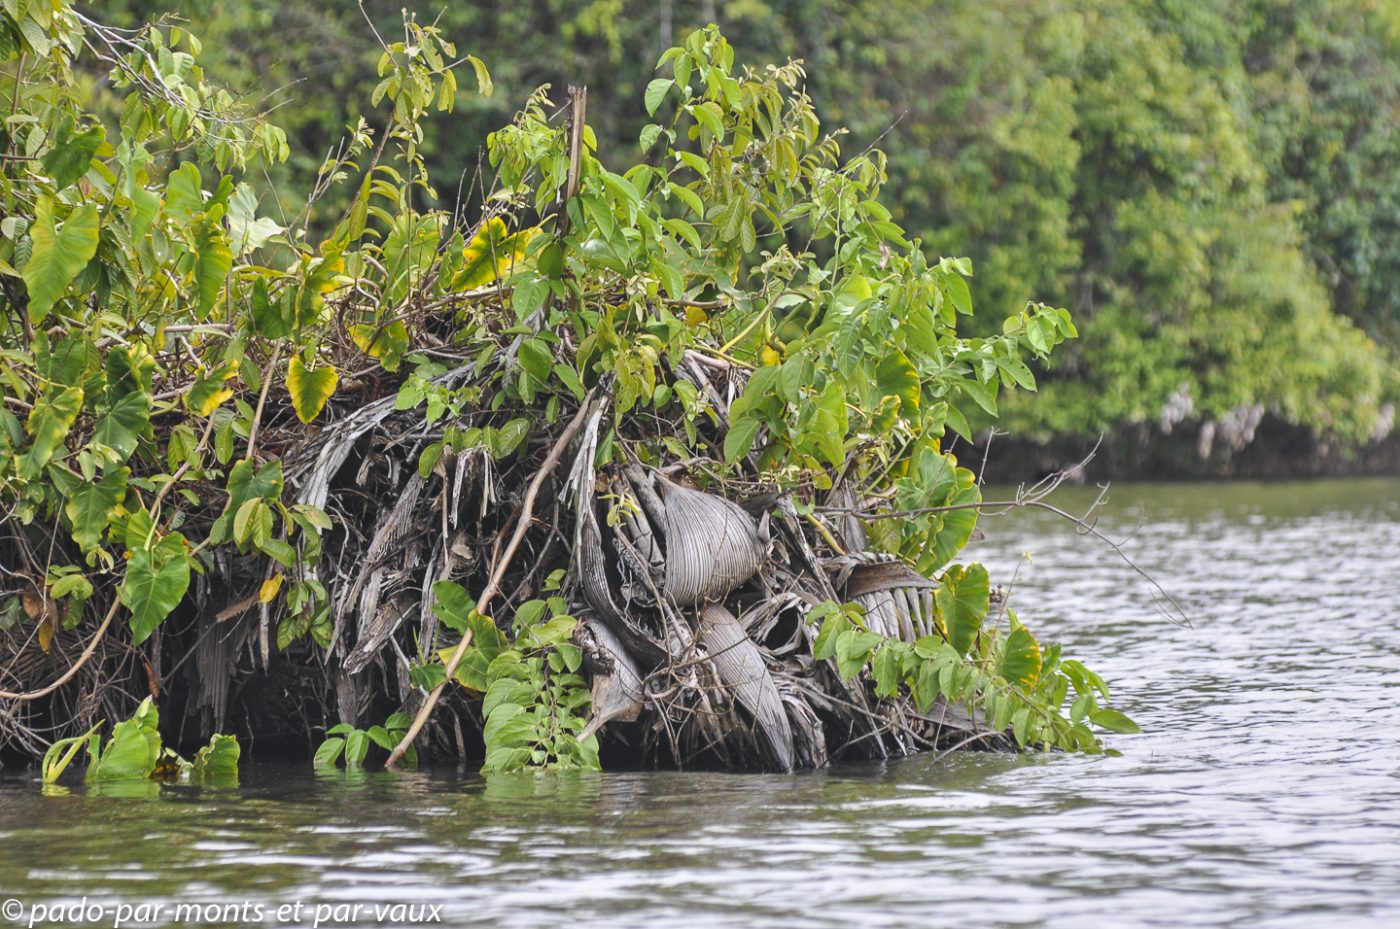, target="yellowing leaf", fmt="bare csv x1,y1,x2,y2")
286,357,337,423
258,574,284,604
192,214,233,320
349,319,409,372
186,361,239,416
19,385,83,479
455,218,536,290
